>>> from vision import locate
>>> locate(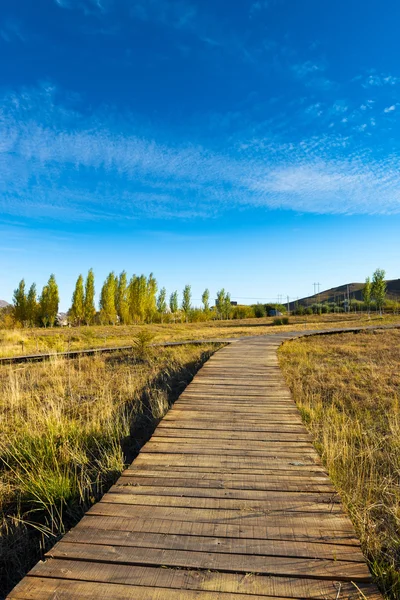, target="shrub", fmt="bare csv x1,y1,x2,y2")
253,303,266,318
231,305,255,319
132,329,155,360
273,317,289,326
